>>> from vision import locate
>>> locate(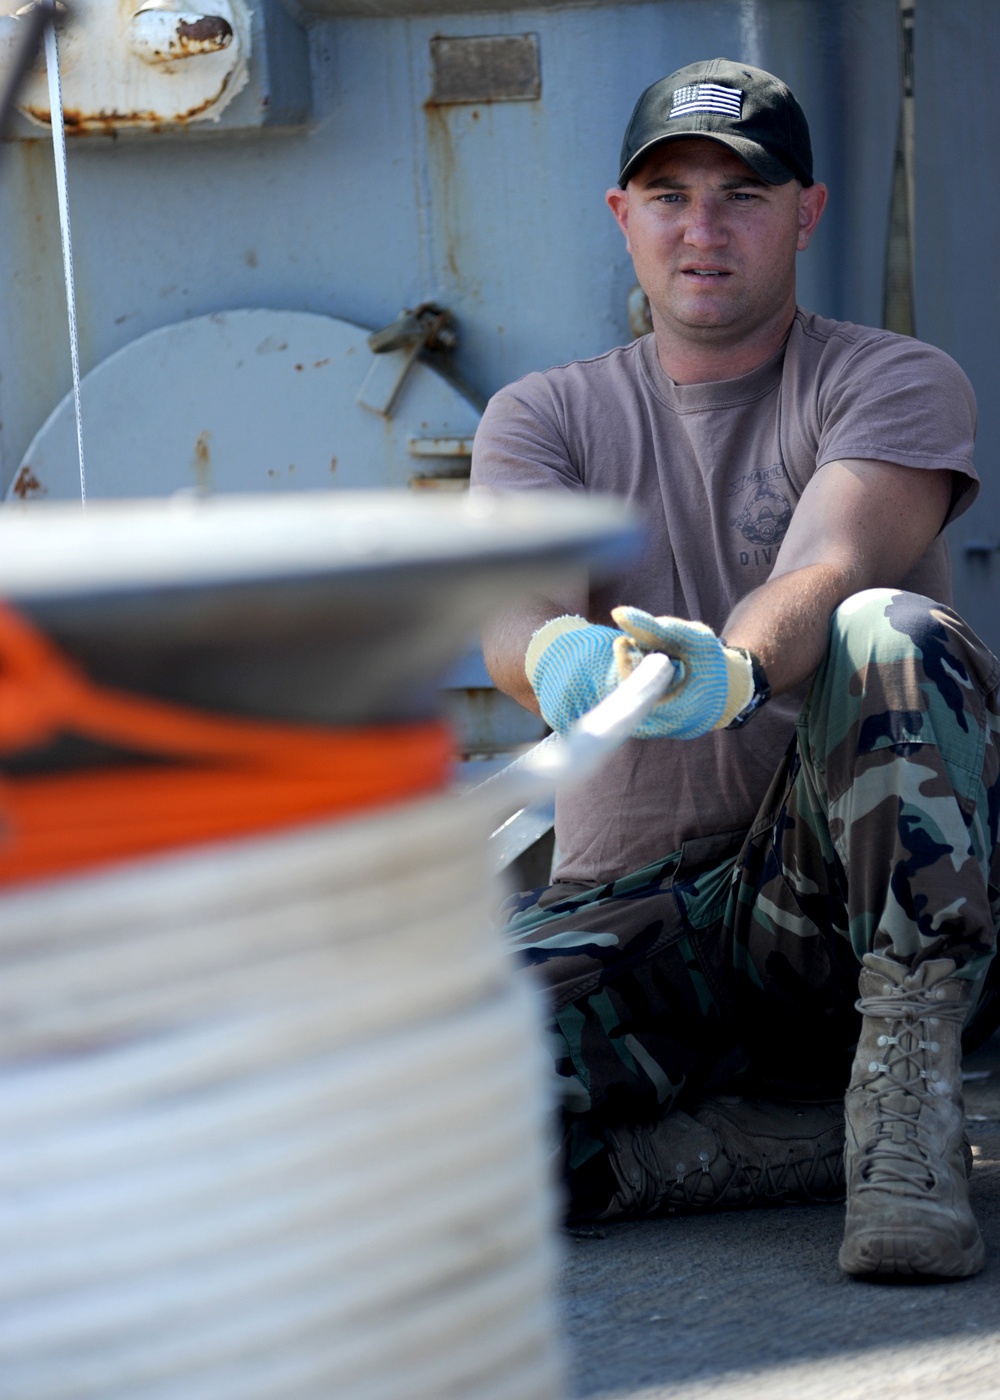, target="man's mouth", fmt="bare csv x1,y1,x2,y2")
683,268,730,277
